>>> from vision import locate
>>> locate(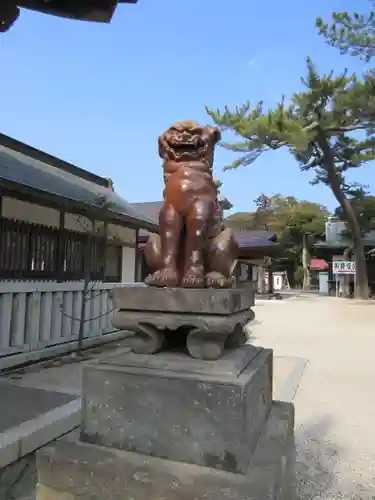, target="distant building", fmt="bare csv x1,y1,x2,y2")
313,216,375,295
